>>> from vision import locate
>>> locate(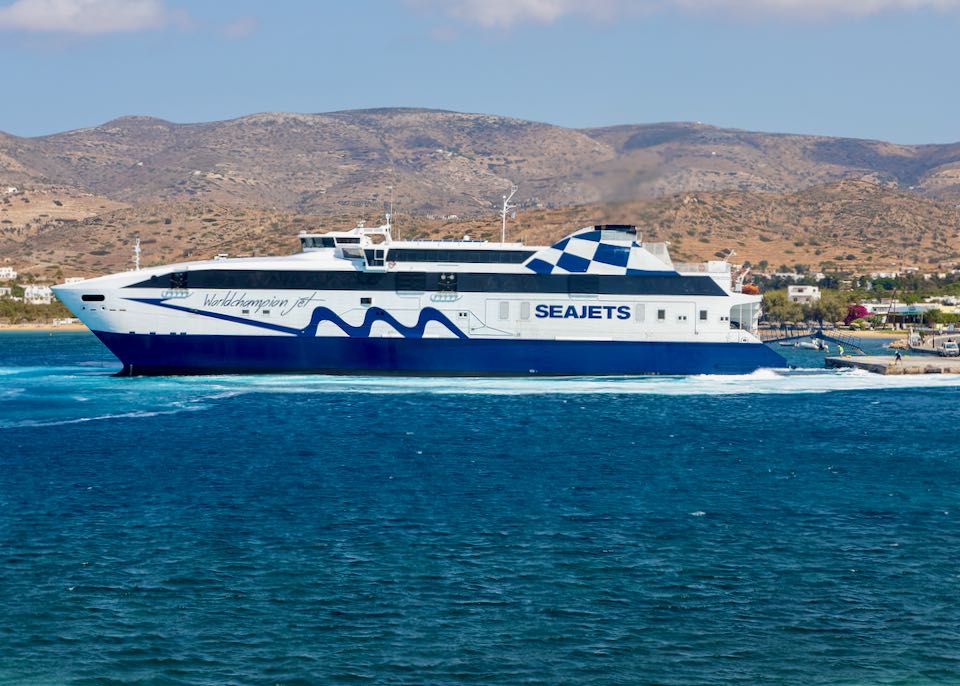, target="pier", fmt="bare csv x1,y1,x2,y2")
758,324,866,354
826,355,960,375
